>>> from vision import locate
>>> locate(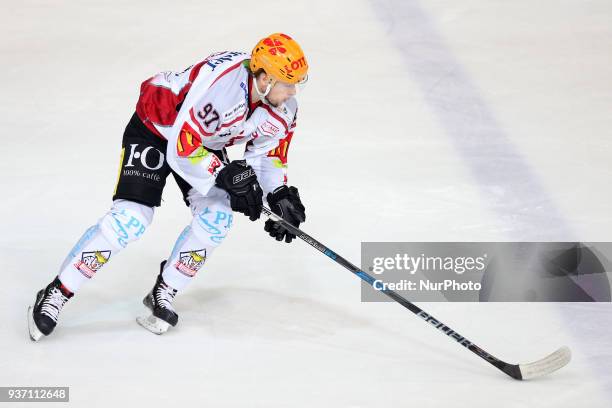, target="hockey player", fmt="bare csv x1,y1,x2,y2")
28,33,308,340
